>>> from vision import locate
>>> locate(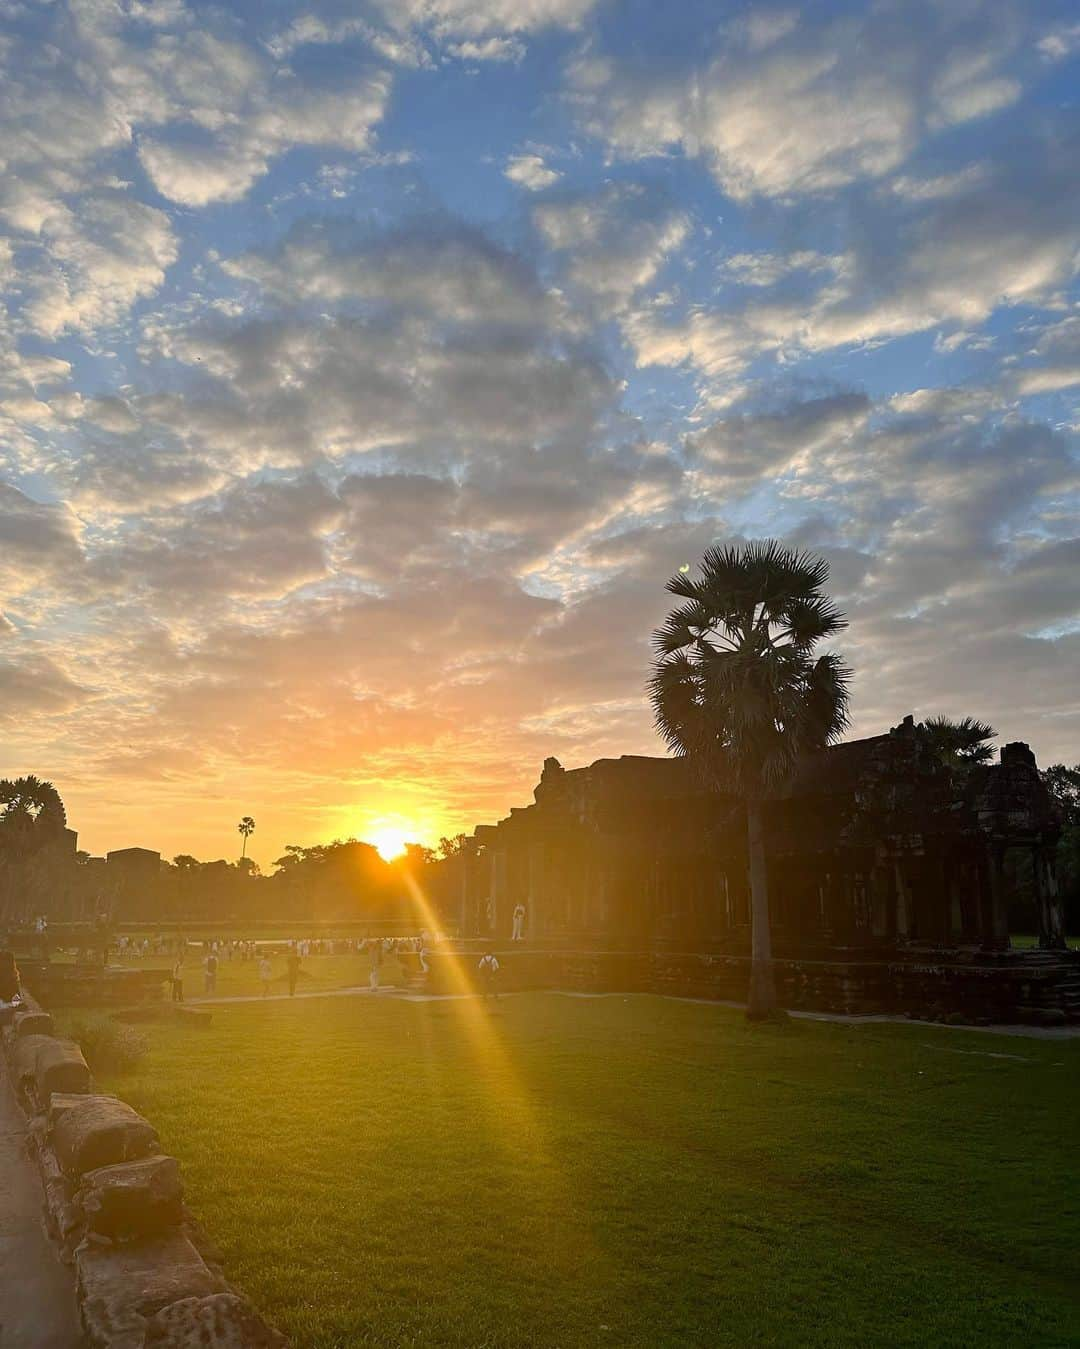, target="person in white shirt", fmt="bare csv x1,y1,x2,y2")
367,937,383,991
477,951,500,1000
258,956,273,996
512,903,526,942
